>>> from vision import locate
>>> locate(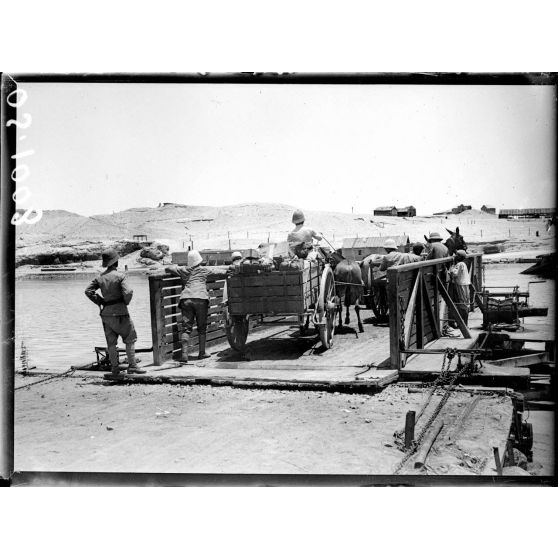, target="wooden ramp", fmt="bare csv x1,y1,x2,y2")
398,310,533,387
102,362,399,390
107,306,399,390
